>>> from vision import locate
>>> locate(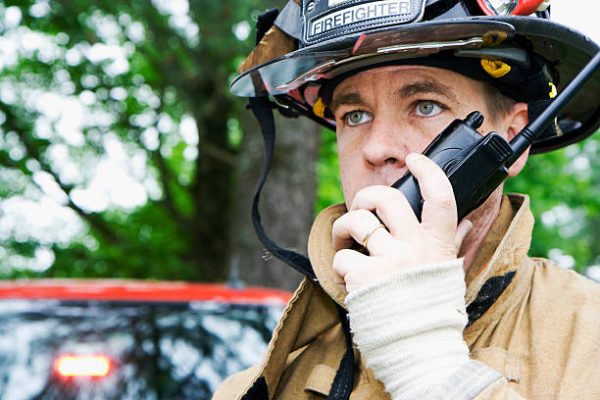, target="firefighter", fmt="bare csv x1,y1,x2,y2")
215,1,600,398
